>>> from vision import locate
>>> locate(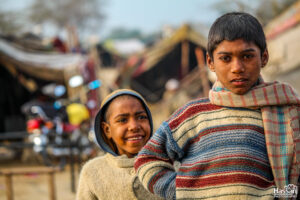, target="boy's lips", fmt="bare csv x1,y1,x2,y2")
230,78,248,86
126,135,144,142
